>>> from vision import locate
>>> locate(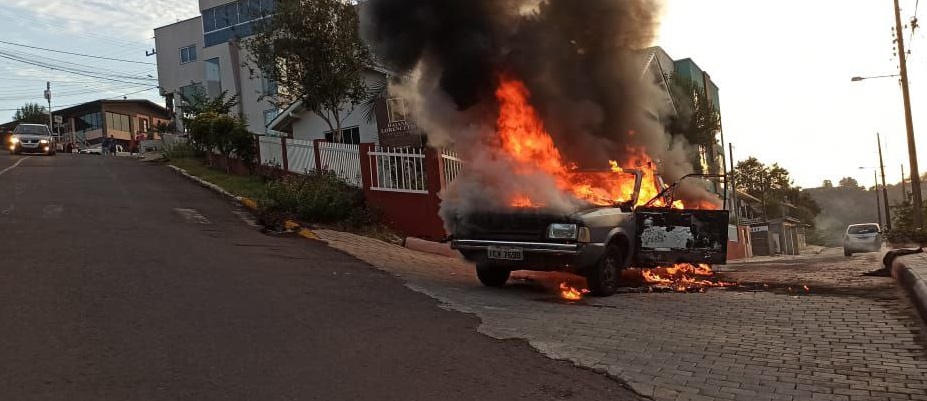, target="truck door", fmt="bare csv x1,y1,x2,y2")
634,208,730,266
